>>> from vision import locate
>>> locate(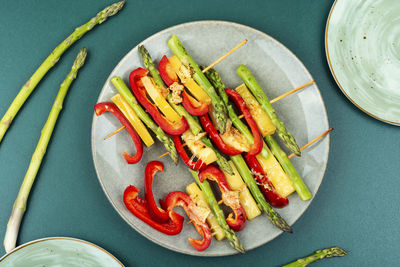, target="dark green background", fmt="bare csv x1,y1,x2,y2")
0,0,399,266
